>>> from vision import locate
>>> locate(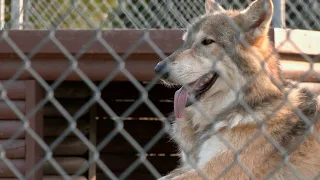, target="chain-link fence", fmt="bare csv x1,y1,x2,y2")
0,0,319,30
0,0,319,179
